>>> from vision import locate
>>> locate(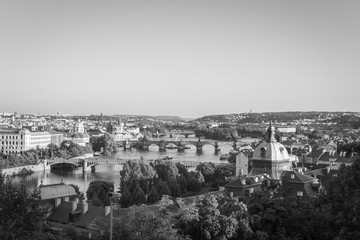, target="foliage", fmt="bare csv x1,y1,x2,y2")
102,205,185,240
156,179,171,197
90,133,117,155
120,185,134,208
86,180,114,207
196,162,215,183
120,159,157,194
133,185,147,205
0,173,46,239
152,159,180,182
147,186,160,204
